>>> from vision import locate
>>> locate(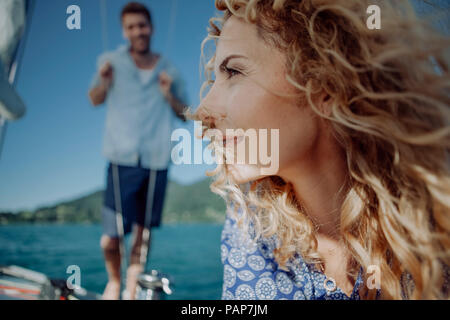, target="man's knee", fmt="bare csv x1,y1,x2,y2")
101,235,120,251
